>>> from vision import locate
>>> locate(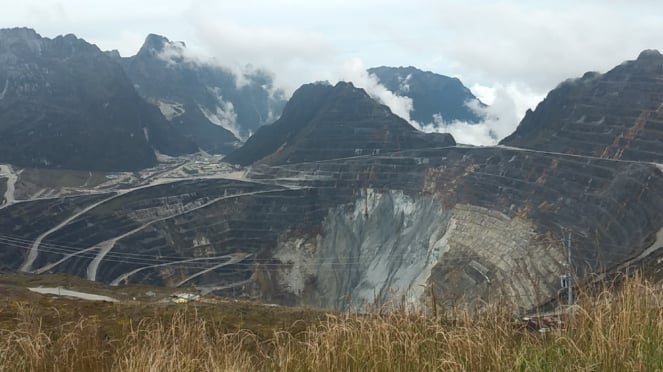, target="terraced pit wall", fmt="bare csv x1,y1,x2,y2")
0,147,662,311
